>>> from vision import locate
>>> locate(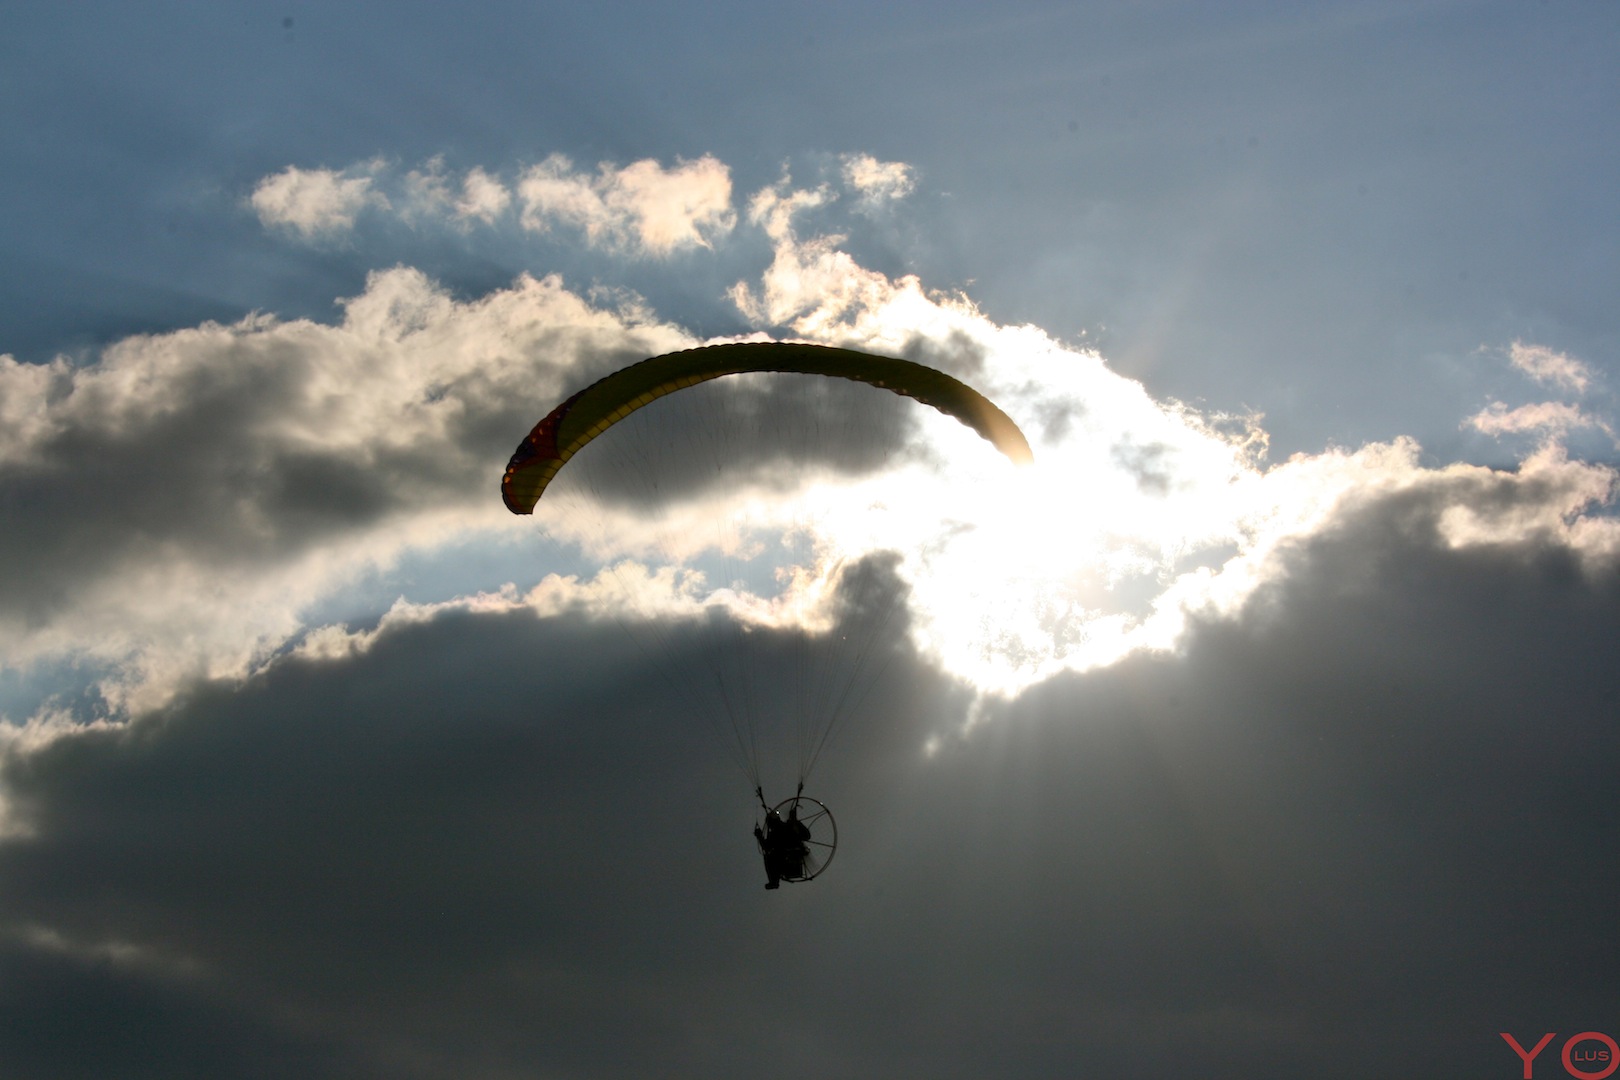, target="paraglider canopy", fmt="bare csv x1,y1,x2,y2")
502,341,1033,515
